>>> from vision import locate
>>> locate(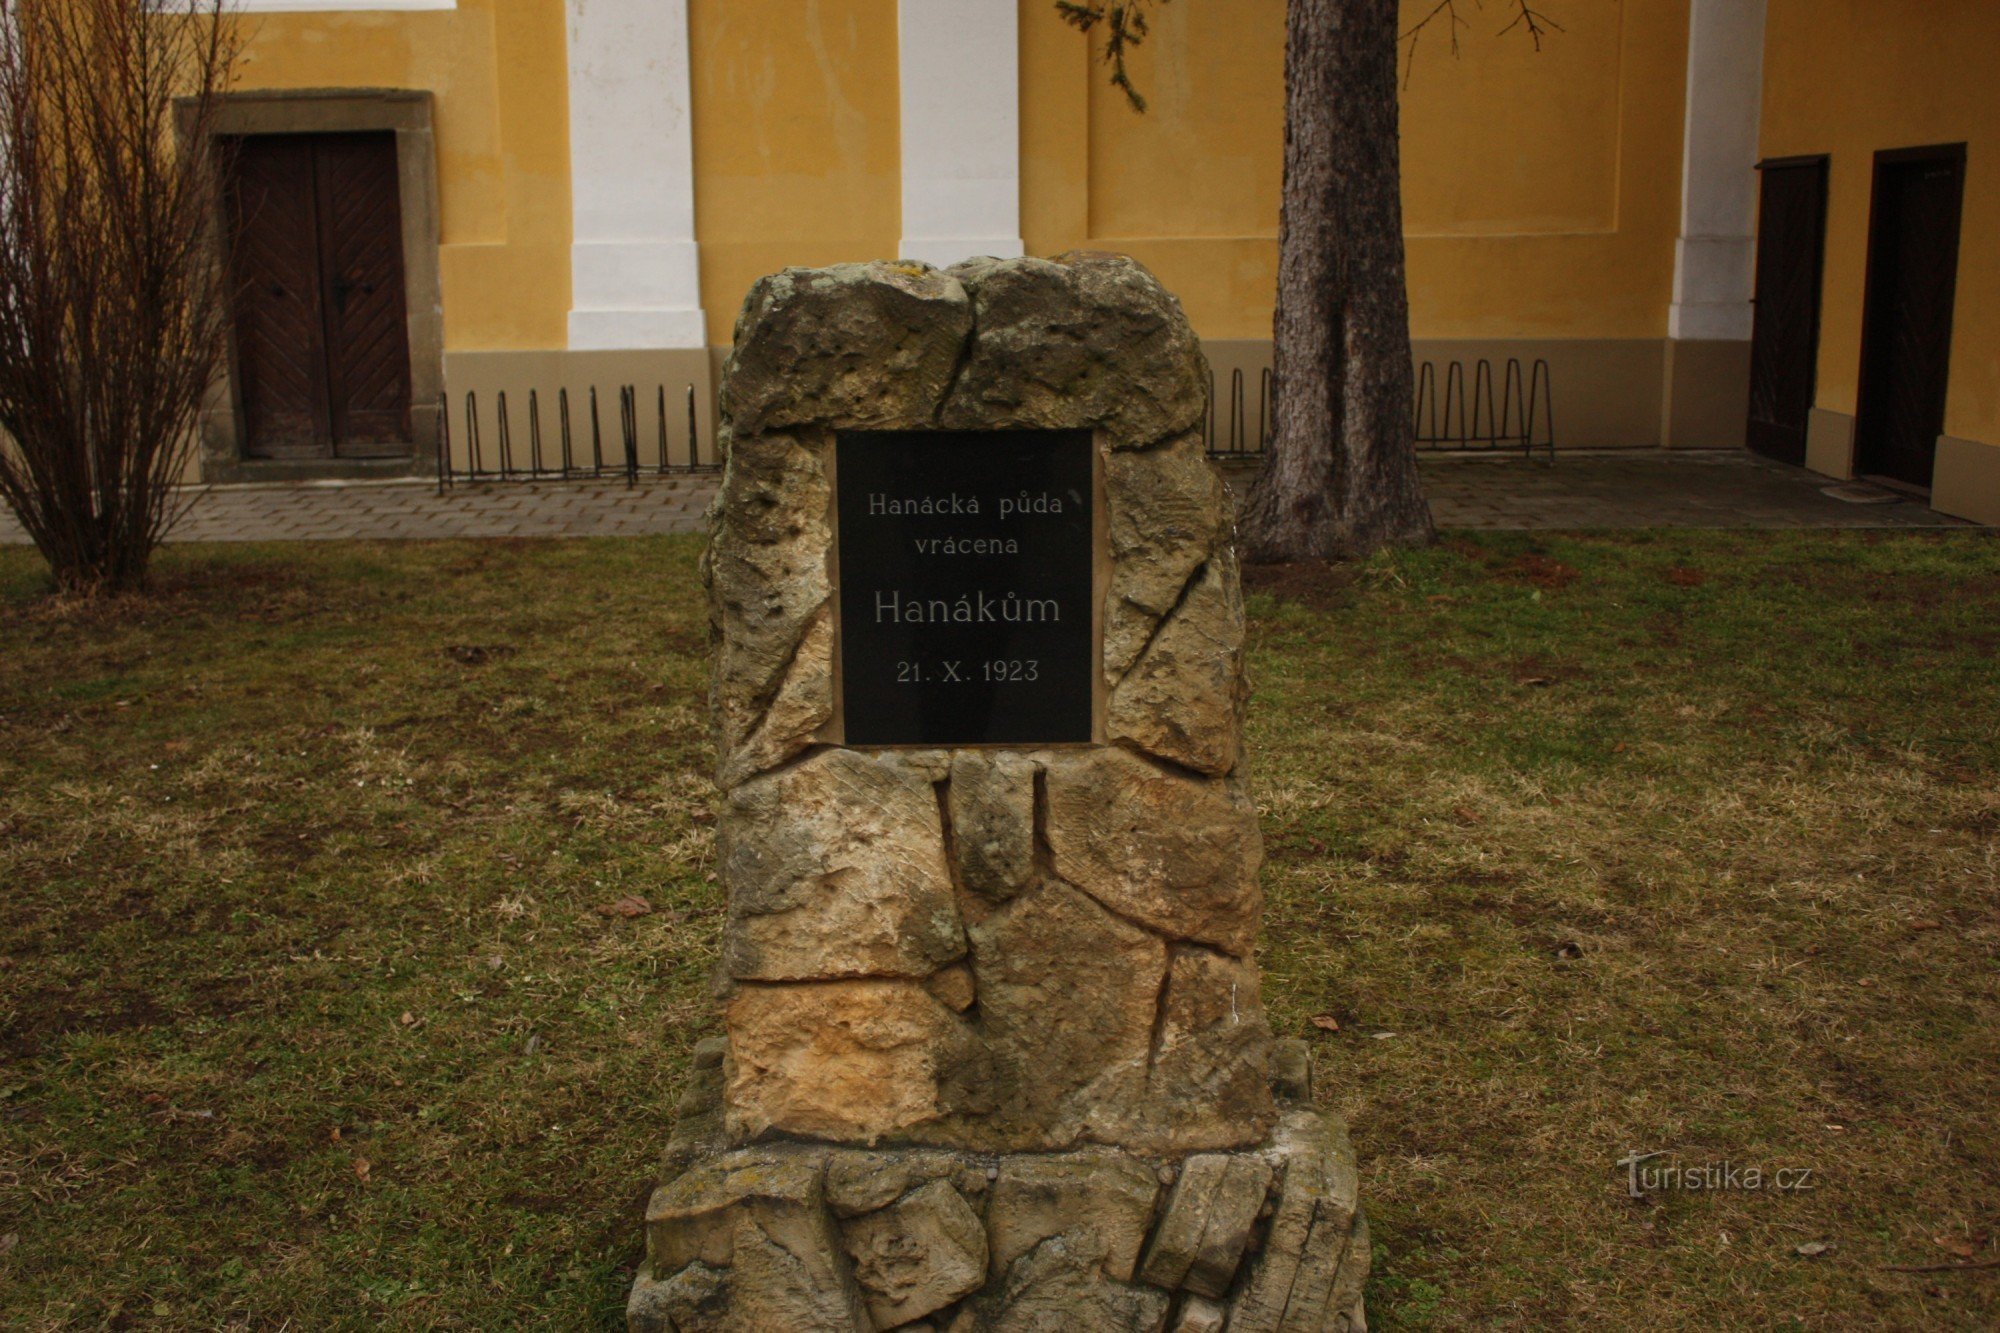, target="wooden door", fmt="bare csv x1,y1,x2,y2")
1746,156,1828,466
1853,144,1965,489
228,136,328,457
227,133,412,460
